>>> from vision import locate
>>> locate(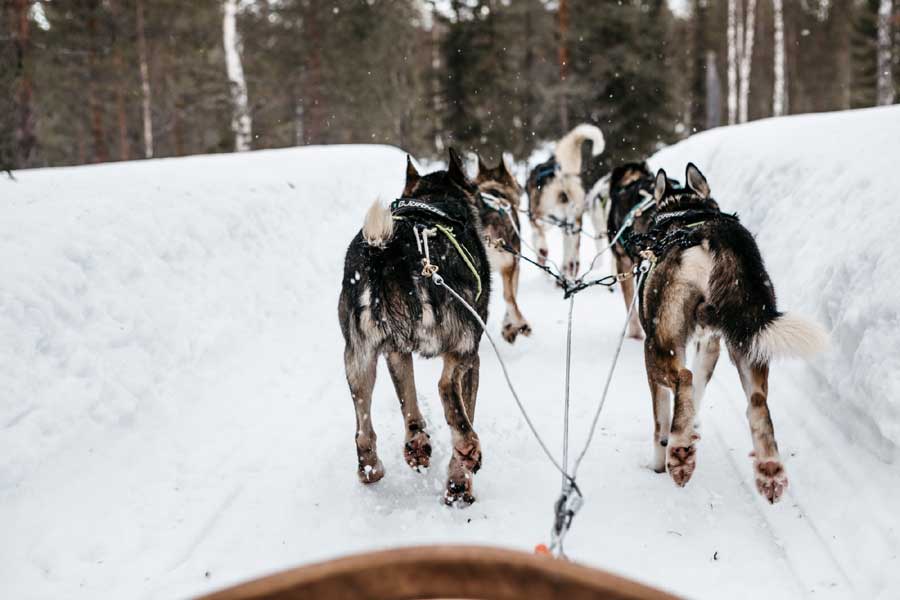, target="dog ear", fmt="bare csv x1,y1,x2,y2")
497,155,511,178
403,155,420,195
447,147,471,189
476,153,489,176
685,163,710,199
653,169,668,205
